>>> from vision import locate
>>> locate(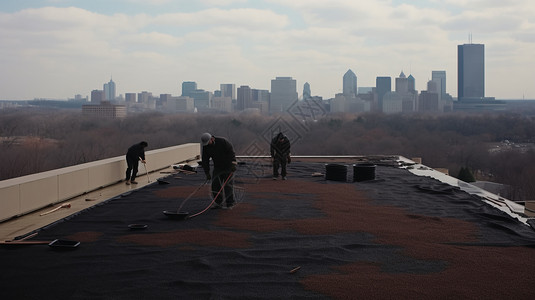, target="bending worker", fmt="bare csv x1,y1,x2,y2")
201,133,237,209
125,141,148,185
270,132,291,180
